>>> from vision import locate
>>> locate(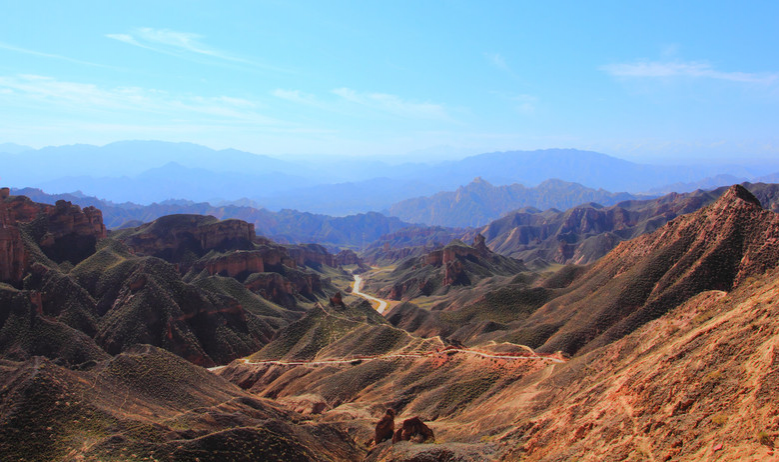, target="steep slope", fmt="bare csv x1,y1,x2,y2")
387,177,638,227
479,188,718,265
513,185,779,356
465,182,779,266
